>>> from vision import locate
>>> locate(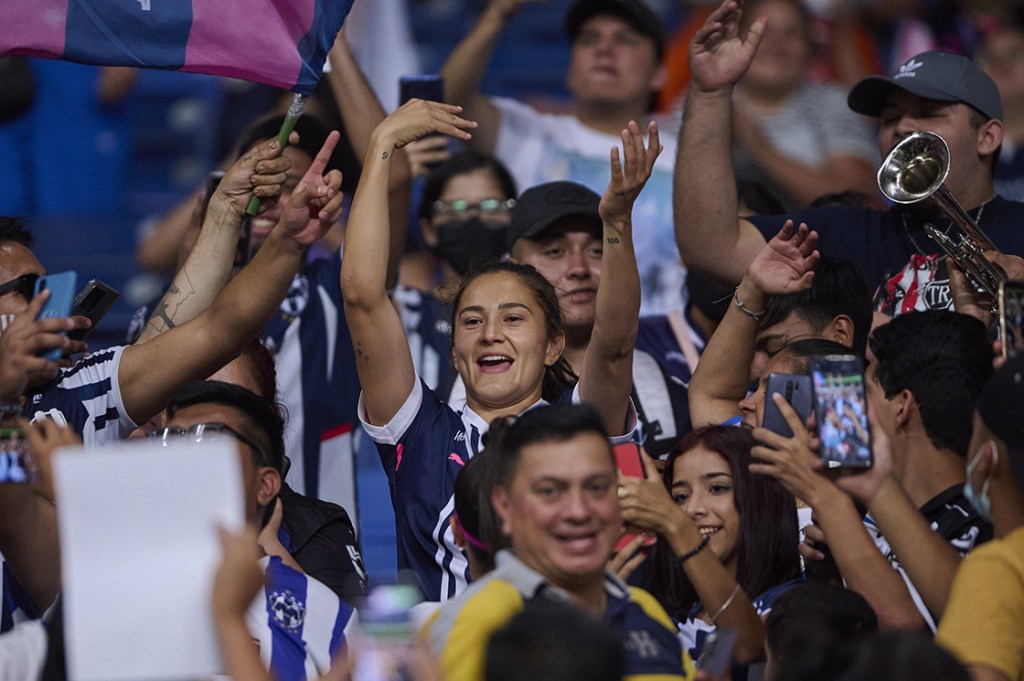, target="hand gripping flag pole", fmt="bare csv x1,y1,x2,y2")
245,93,306,216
